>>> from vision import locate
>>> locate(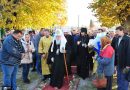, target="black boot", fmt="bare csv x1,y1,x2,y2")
23,79,30,84
31,68,36,72
2,86,12,90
